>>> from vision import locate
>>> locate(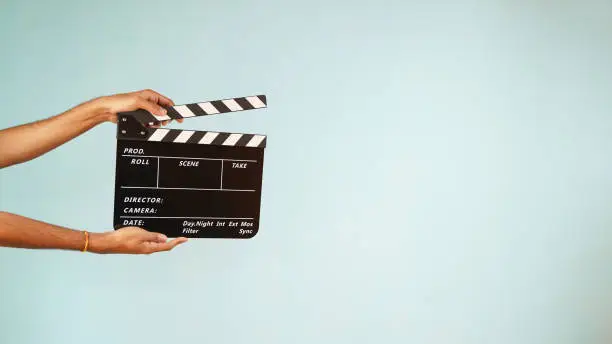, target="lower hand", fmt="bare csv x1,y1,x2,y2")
90,227,188,254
